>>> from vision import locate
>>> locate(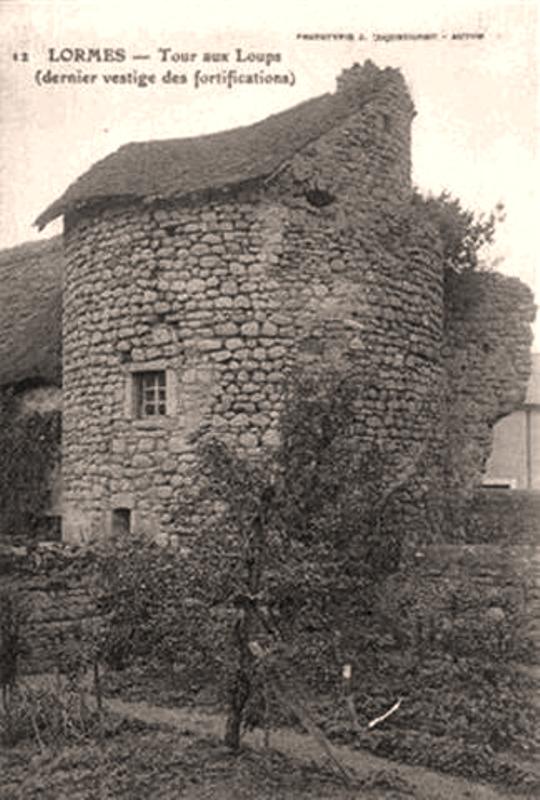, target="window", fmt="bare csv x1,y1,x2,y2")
135,371,167,417
125,364,177,420
43,515,62,541
112,508,131,535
